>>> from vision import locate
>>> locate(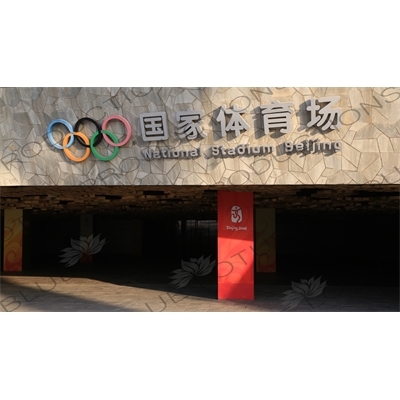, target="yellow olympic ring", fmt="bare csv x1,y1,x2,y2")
63,132,91,162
